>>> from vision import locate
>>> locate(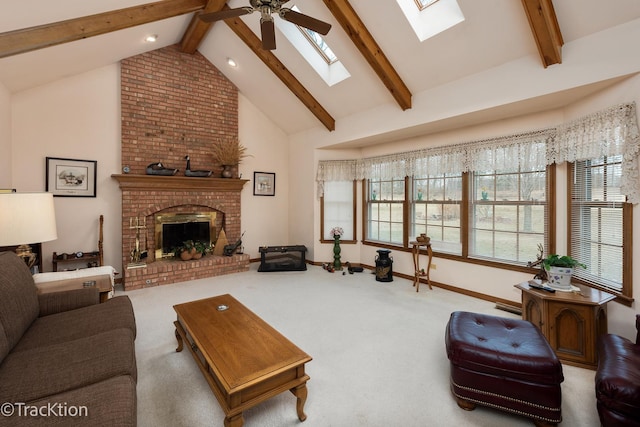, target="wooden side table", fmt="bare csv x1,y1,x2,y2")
410,241,433,292
515,282,615,369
